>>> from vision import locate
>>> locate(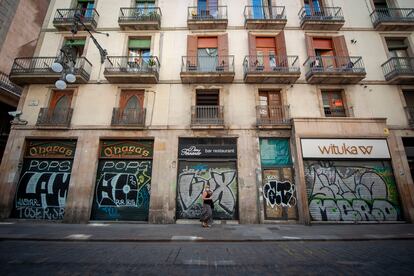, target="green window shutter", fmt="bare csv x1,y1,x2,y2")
128,39,151,49
65,39,86,46
260,138,292,167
